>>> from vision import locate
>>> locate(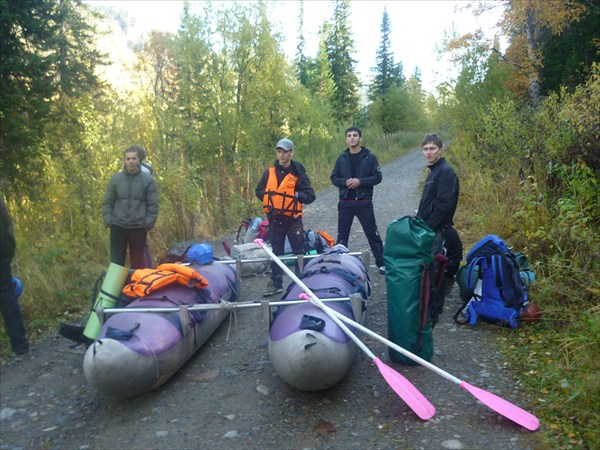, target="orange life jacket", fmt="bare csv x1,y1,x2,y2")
122,263,209,298
317,229,336,248
262,166,302,218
